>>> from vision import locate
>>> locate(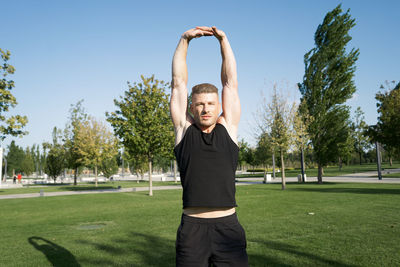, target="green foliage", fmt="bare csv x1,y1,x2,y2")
352,107,370,163
74,117,119,184
44,127,66,181
255,132,272,167
298,4,359,181
63,100,88,183
238,139,252,168
106,75,174,170
6,140,25,175
0,49,28,141
369,81,400,155
99,156,119,178
20,147,34,176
